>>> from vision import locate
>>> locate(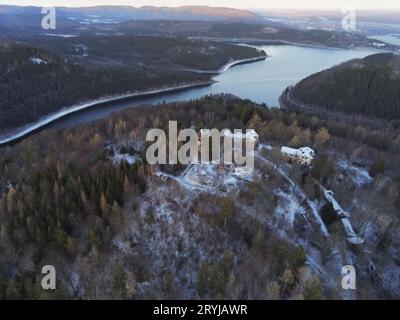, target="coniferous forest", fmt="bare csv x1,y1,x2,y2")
0,37,264,134
1,95,399,299
1,3,400,303
291,53,400,120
